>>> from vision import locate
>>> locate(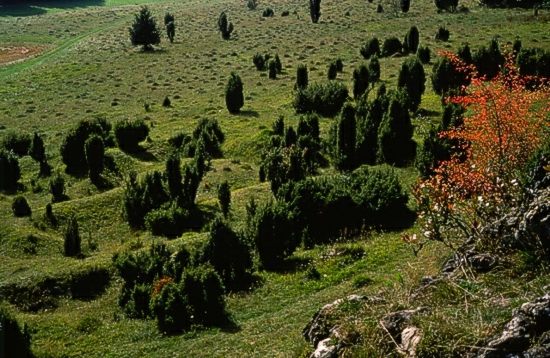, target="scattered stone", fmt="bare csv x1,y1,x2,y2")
380,307,426,341
400,326,422,357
